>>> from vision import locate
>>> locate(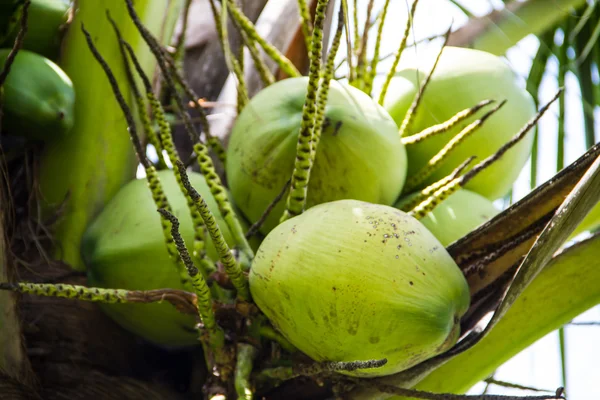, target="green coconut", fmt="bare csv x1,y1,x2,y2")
383,46,536,200
226,77,408,235
250,200,470,377
0,48,75,141
395,189,500,247
82,169,256,347
1,0,71,60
